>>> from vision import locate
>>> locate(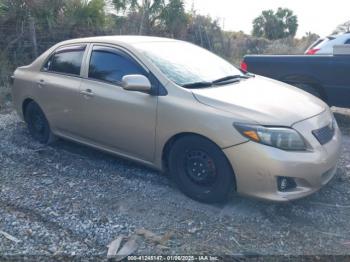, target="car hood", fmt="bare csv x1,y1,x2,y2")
192,76,326,126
